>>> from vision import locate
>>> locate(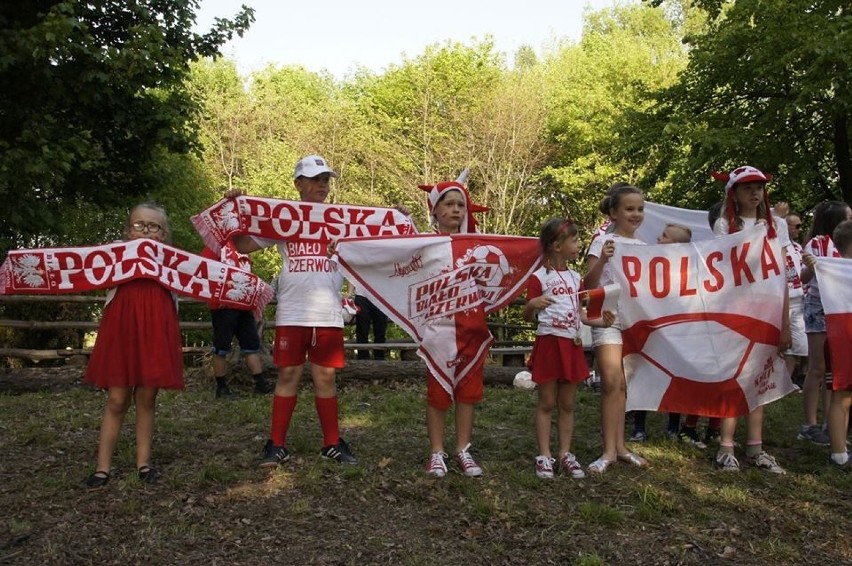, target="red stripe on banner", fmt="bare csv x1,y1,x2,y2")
658,375,750,418
622,312,780,355
826,313,852,391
